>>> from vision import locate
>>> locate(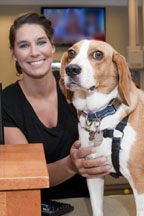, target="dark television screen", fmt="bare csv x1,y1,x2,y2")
41,8,105,45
